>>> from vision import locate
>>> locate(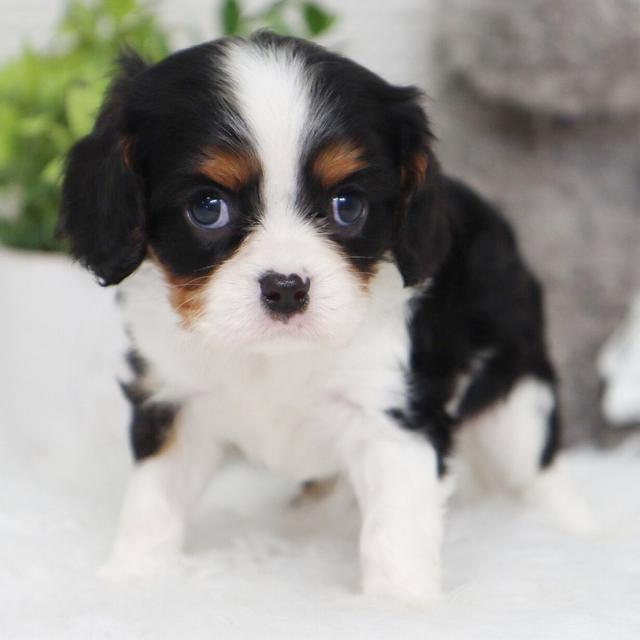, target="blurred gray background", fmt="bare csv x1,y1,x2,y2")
2,0,638,443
